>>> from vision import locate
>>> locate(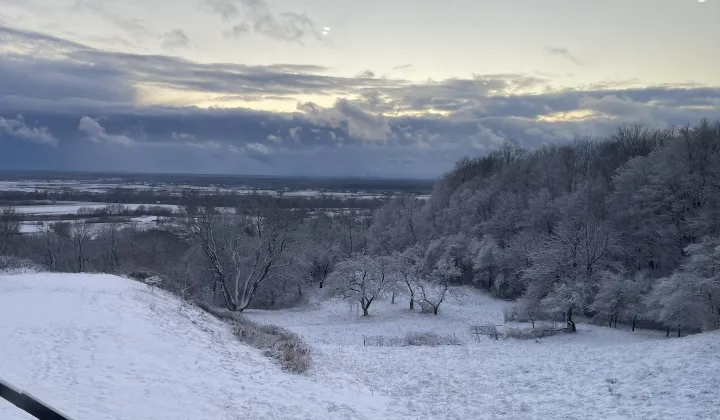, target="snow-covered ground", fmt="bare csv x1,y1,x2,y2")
247,291,720,420
0,273,390,420
1,273,718,420
13,203,178,216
